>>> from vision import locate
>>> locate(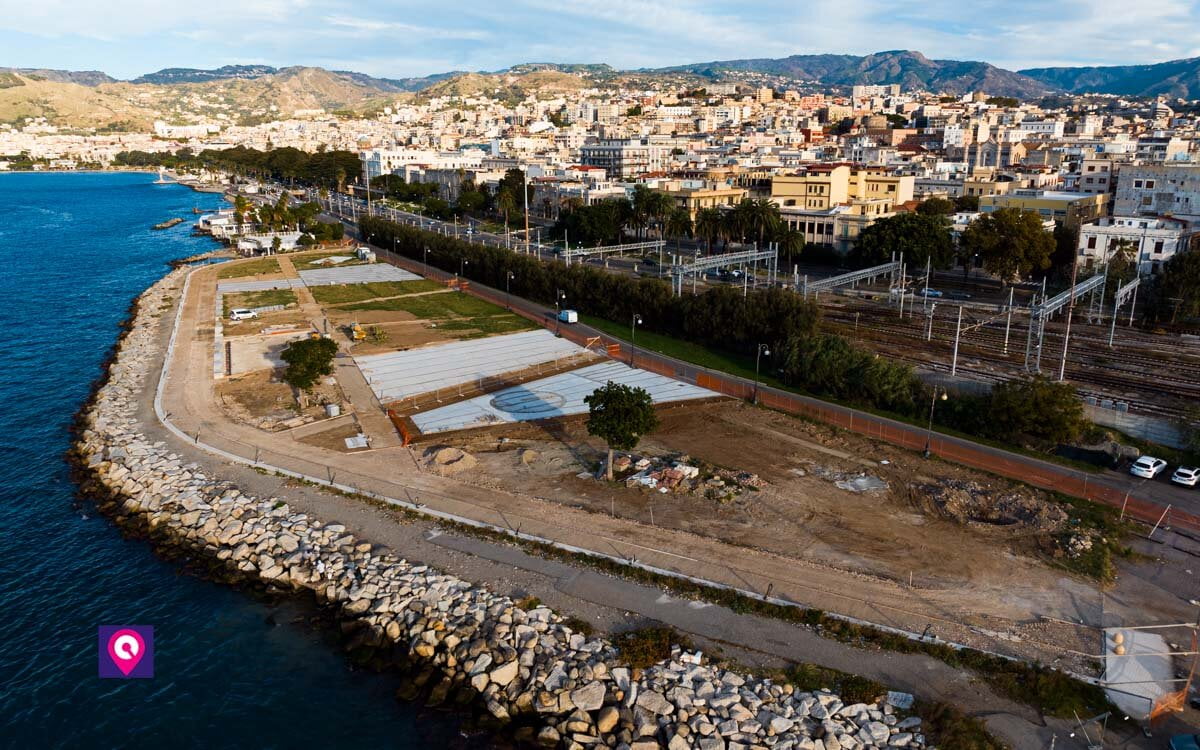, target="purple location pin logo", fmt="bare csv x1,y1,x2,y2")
99,626,154,678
